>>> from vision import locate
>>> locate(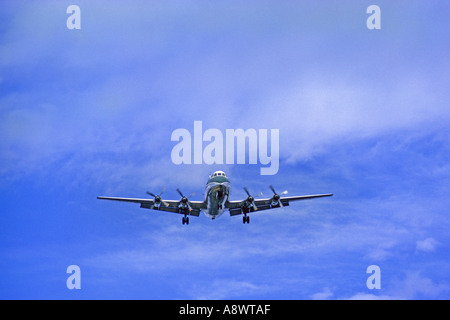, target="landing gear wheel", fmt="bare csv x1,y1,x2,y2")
243,215,250,224
182,216,190,225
